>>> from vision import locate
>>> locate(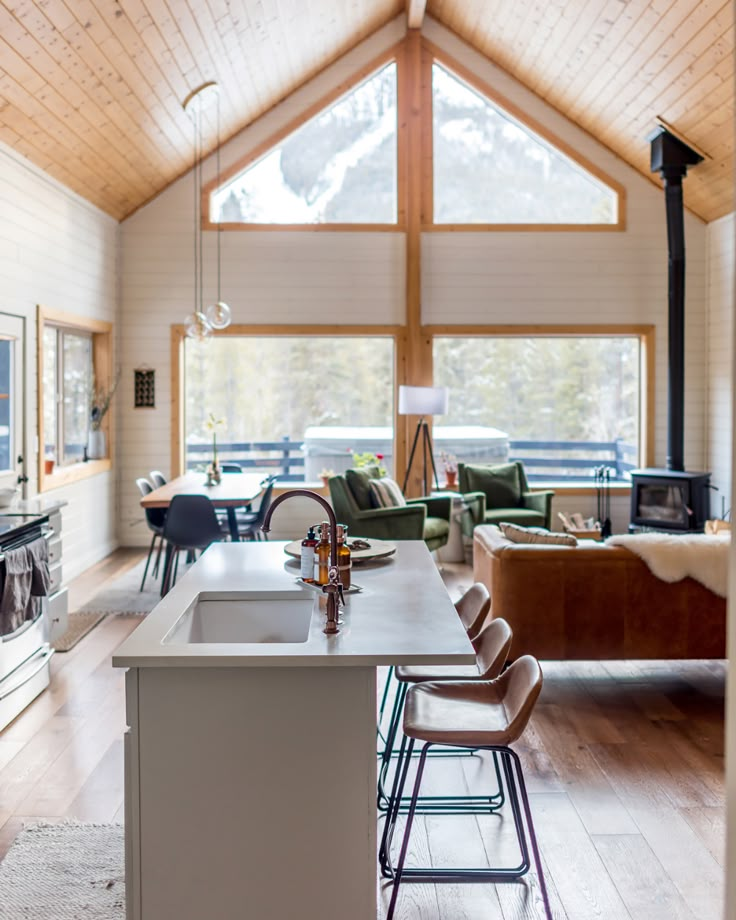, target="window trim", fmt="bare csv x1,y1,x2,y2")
37,305,114,492
426,323,654,491
170,323,405,479
202,45,406,233
422,42,627,232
